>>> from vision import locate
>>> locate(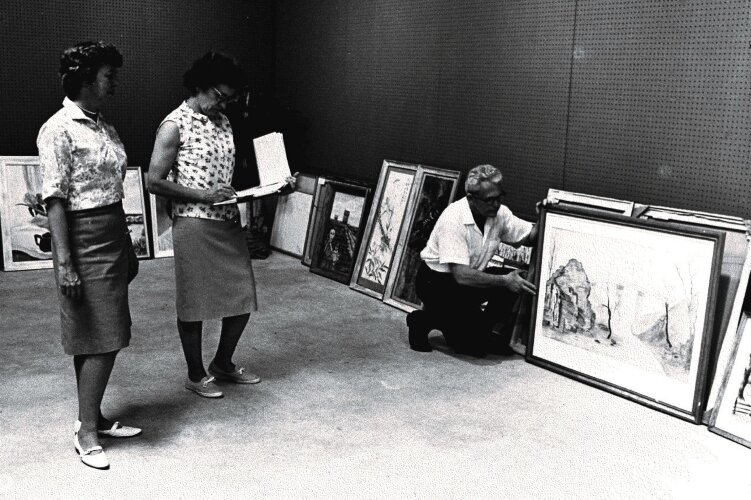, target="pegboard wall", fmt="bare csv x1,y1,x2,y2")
274,0,575,220
0,0,273,171
273,0,751,219
566,0,751,216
